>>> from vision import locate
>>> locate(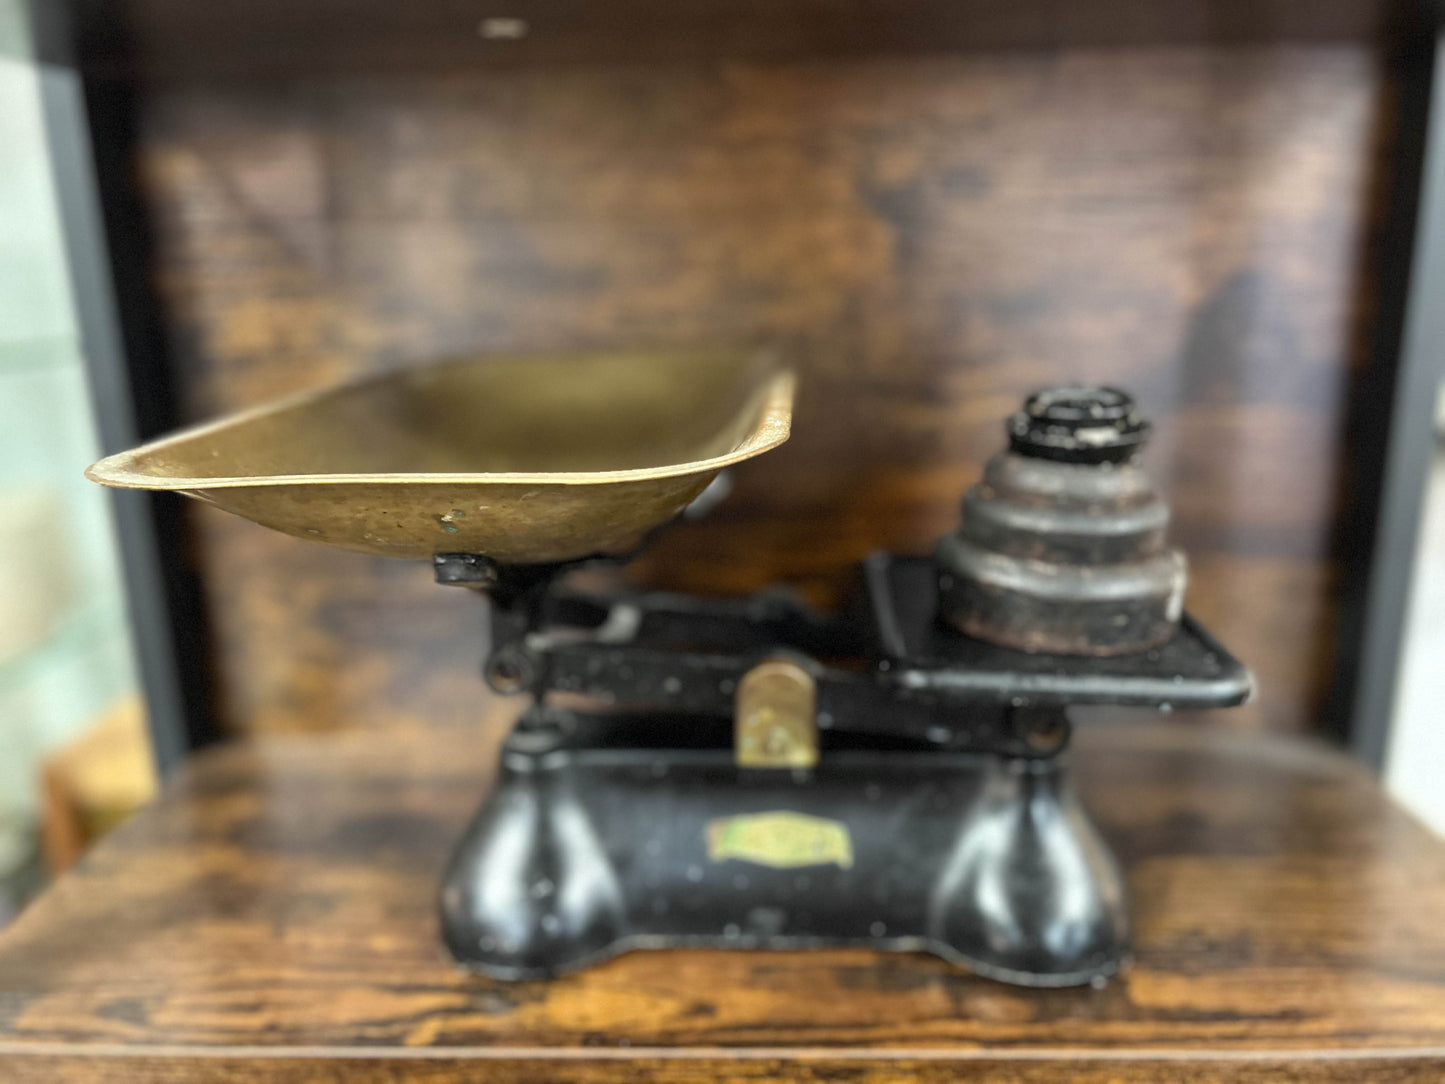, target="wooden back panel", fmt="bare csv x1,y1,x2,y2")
134,46,1384,735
